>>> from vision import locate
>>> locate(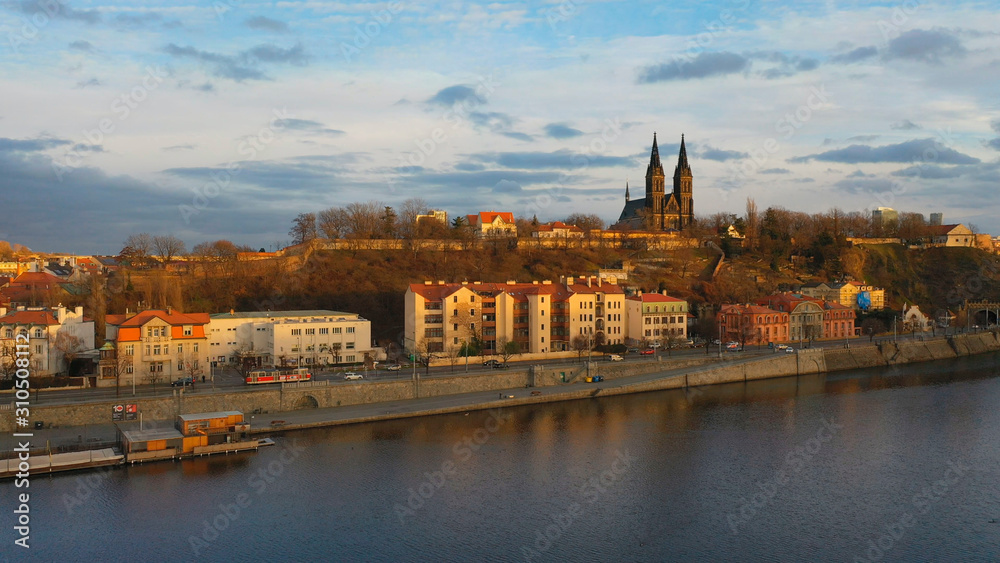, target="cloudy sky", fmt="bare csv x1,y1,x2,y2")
2,0,999,254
